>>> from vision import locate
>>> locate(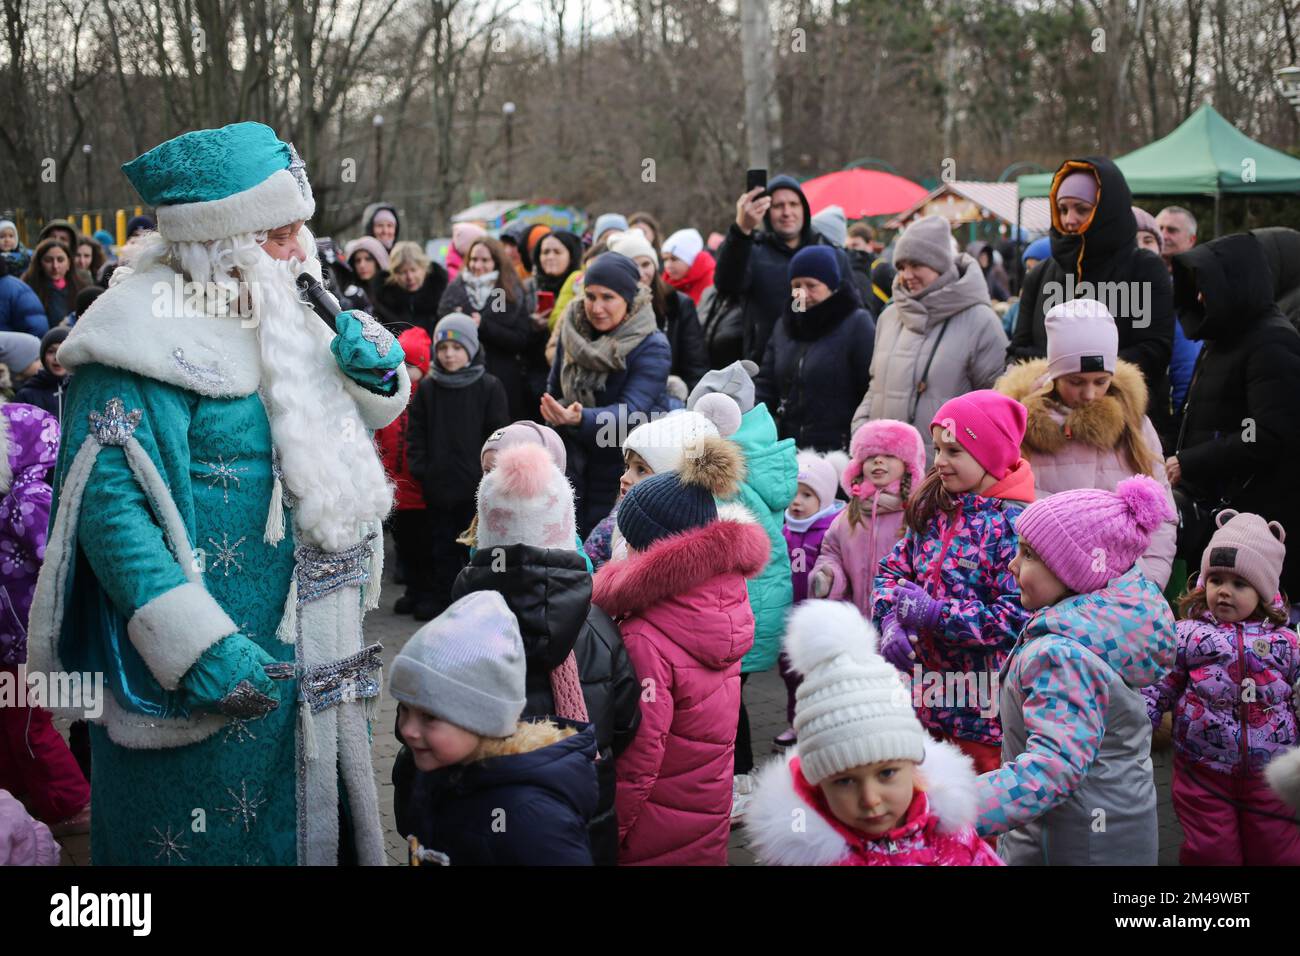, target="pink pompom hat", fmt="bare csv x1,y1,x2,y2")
1015,474,1173,593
